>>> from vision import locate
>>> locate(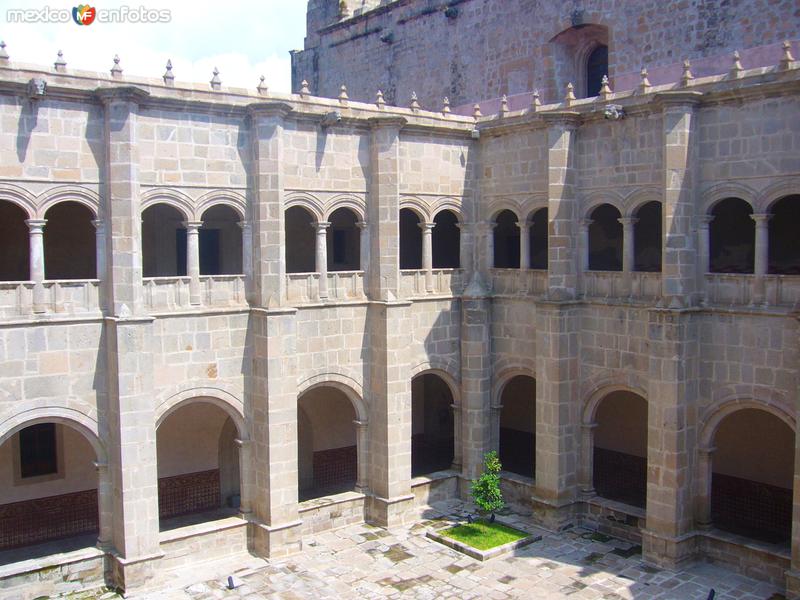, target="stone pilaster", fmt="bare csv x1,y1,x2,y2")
642,308,698,569
658,91,702,308
543,113,580,301
533,300,580,529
